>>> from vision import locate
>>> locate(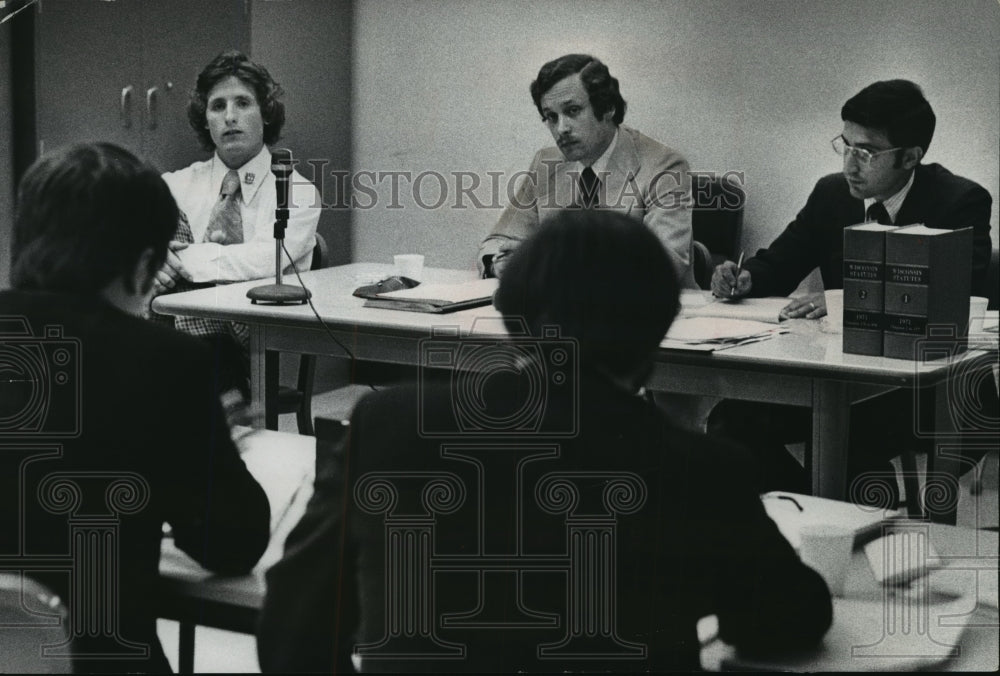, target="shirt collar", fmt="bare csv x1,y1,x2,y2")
864,169,915,224
211,145,270,204
575,127,619,177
